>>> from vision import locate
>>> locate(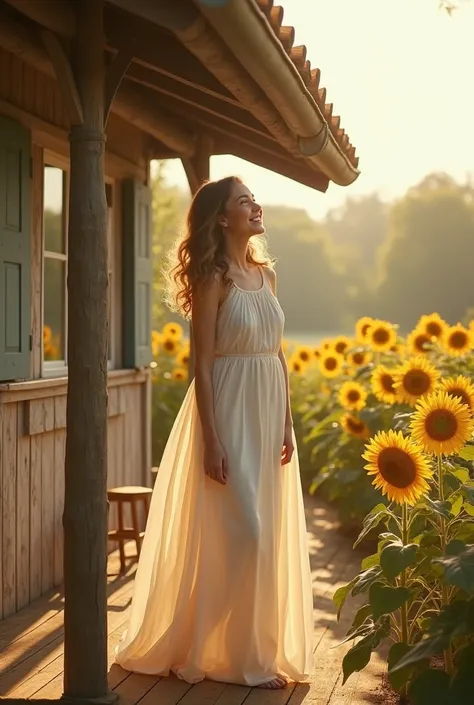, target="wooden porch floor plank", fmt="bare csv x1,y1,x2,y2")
0,500,383,704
